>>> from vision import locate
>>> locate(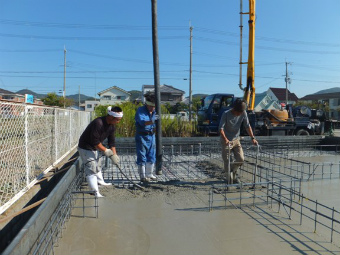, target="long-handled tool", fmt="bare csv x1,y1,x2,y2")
252,143,260,188
227,142,233,187
114,163,145,190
